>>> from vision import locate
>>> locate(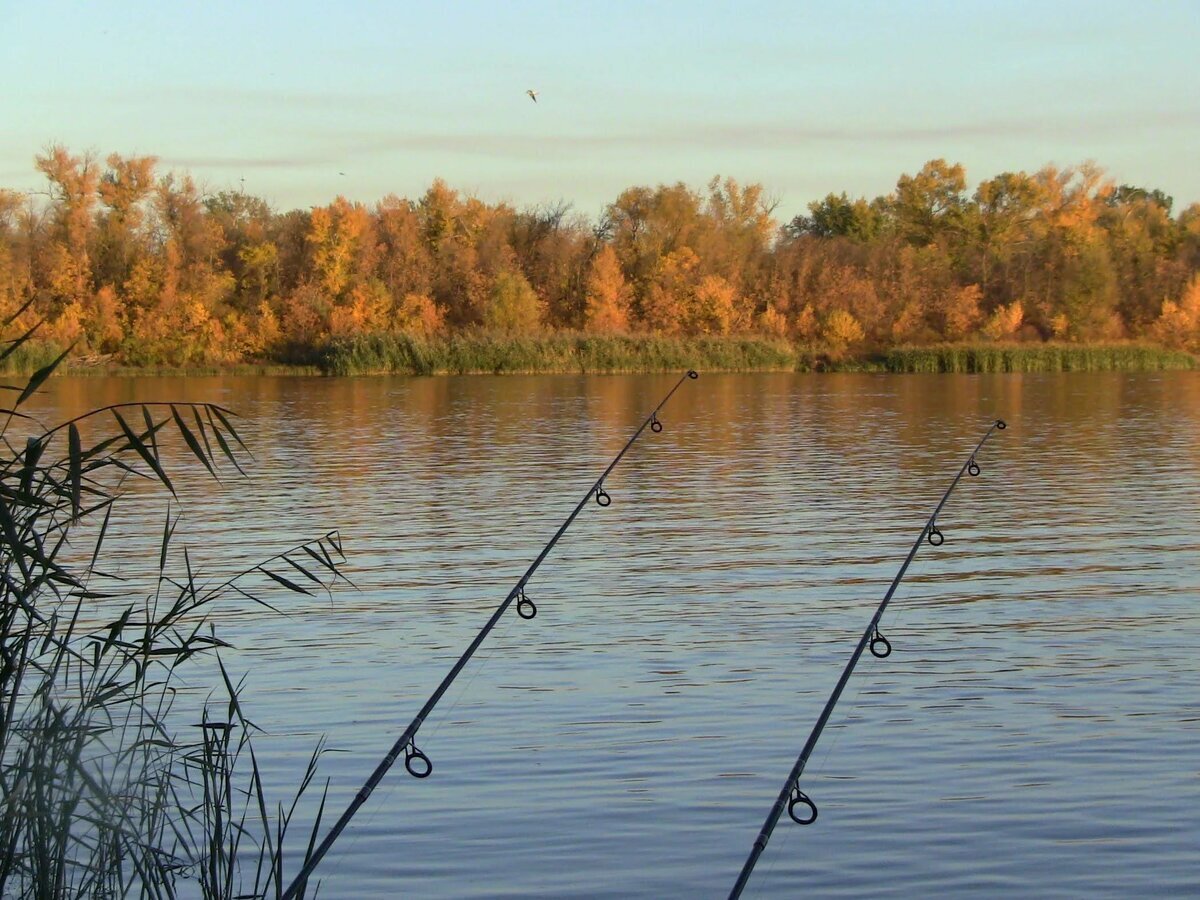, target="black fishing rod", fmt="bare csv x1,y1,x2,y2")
282,370,700,899
728,418,1006,900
